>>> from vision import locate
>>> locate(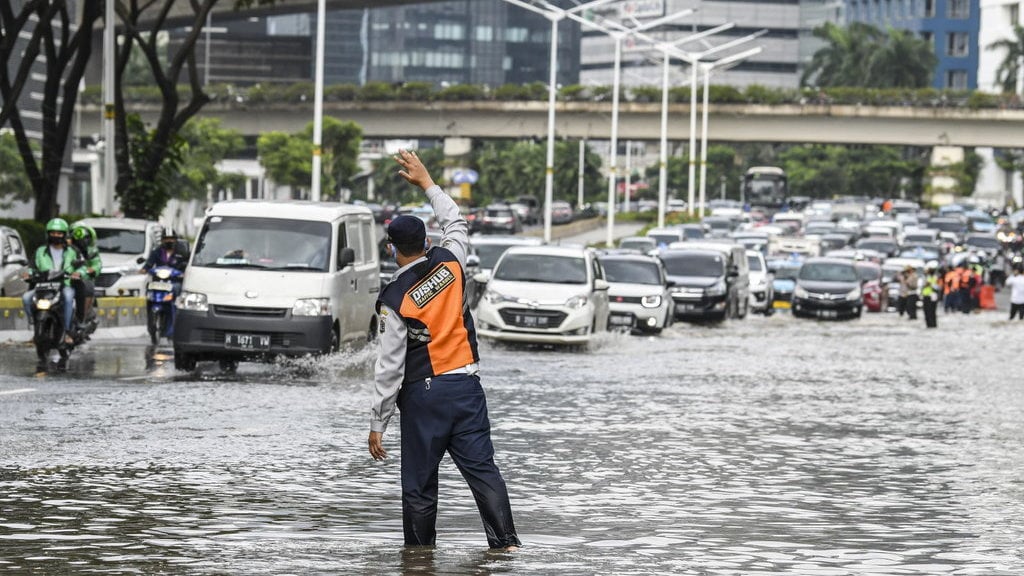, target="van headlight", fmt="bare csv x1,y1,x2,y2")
565,294,589,309
177,291,209,312
793,285,809,299
706,281,727,296
845,288,862,301
293,298,332,316
641,295,663,308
